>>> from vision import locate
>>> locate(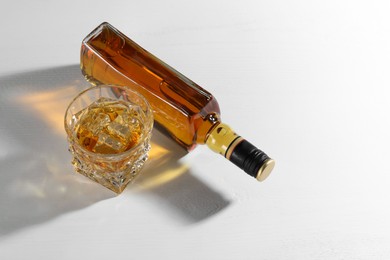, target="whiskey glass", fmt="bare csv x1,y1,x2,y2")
64,85,153,193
